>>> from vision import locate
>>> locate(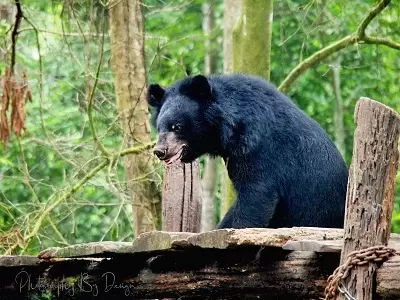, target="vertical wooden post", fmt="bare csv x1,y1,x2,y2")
339,98,400,299
162,161,201,232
